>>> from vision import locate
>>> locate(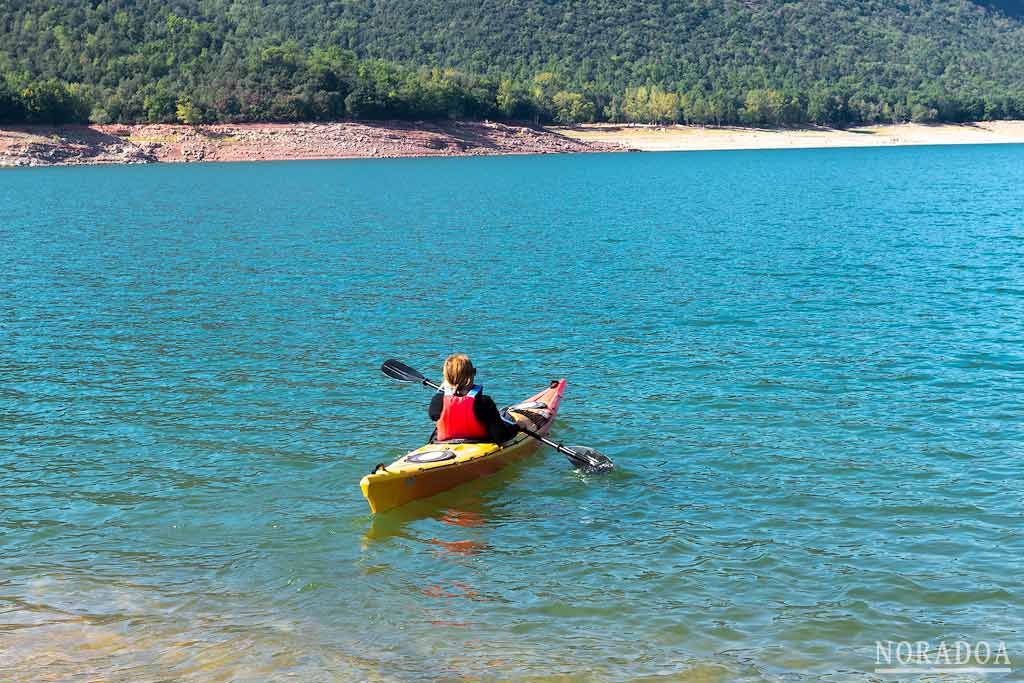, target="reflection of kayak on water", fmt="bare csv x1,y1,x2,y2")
360,477,516,548
360,379,567,513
